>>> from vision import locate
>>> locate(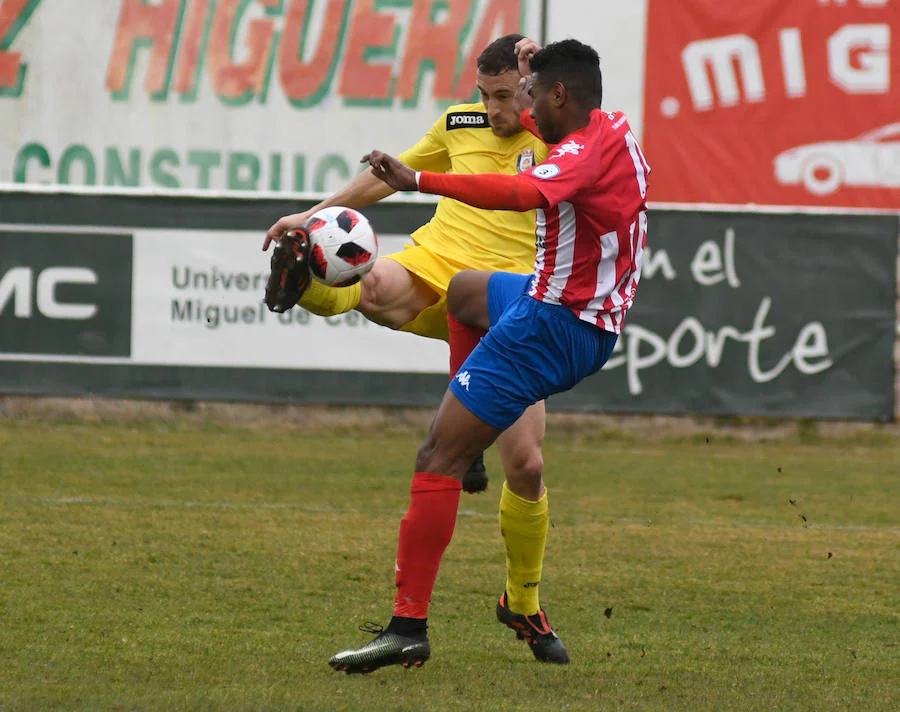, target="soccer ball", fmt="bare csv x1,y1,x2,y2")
305,206,378,287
